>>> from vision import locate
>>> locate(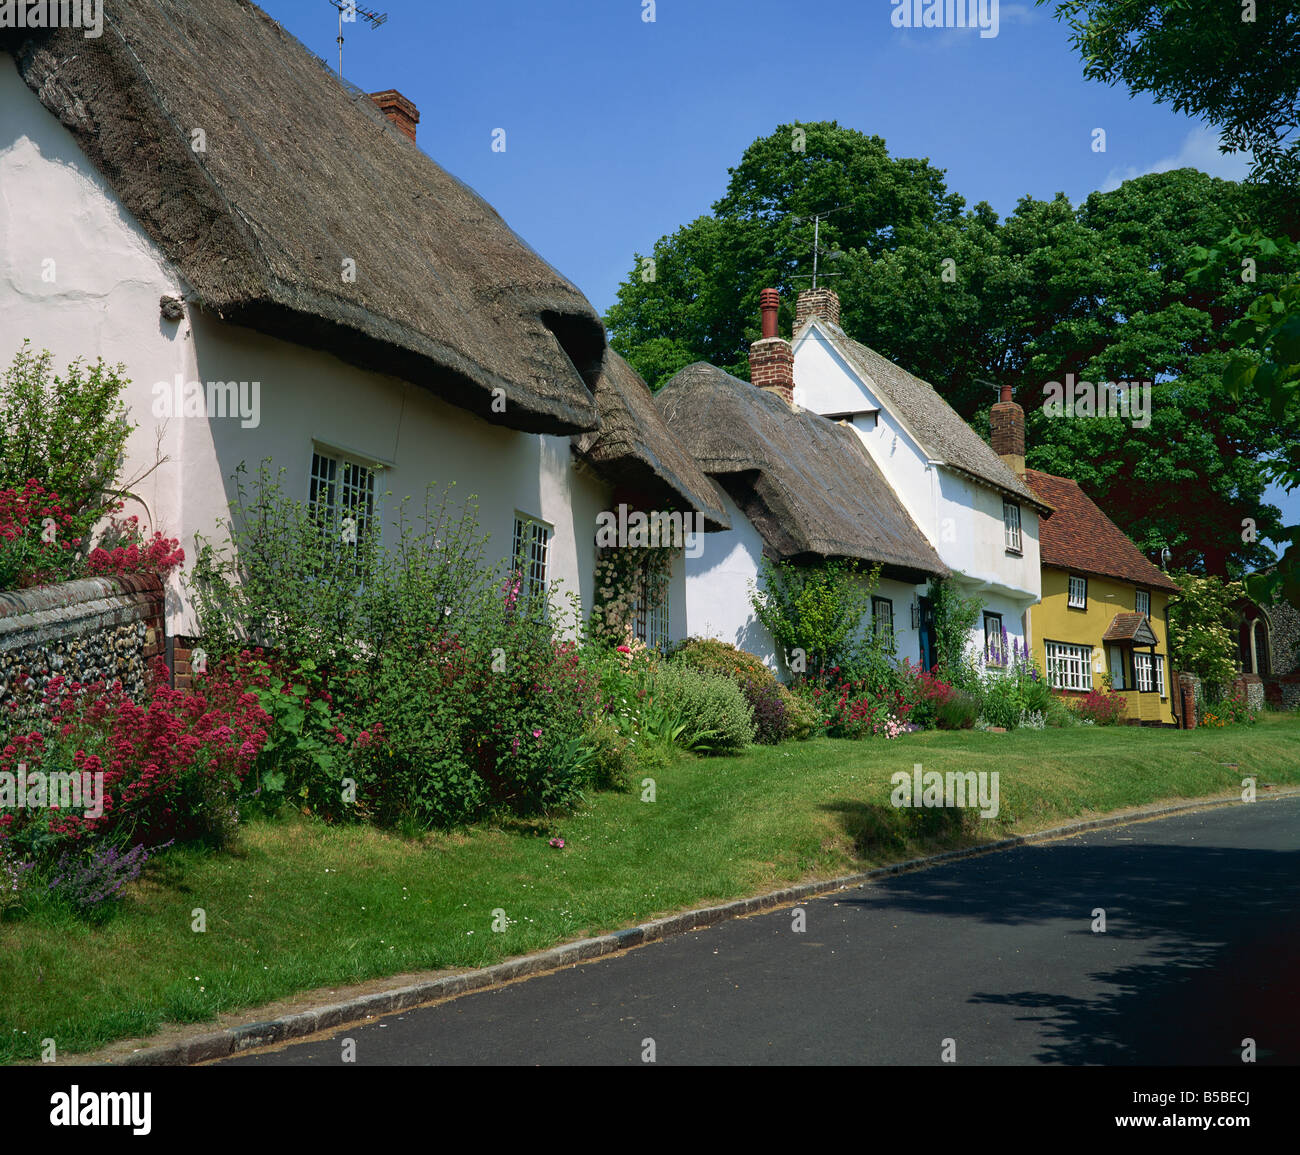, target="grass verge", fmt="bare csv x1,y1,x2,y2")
3,713,1297,1062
